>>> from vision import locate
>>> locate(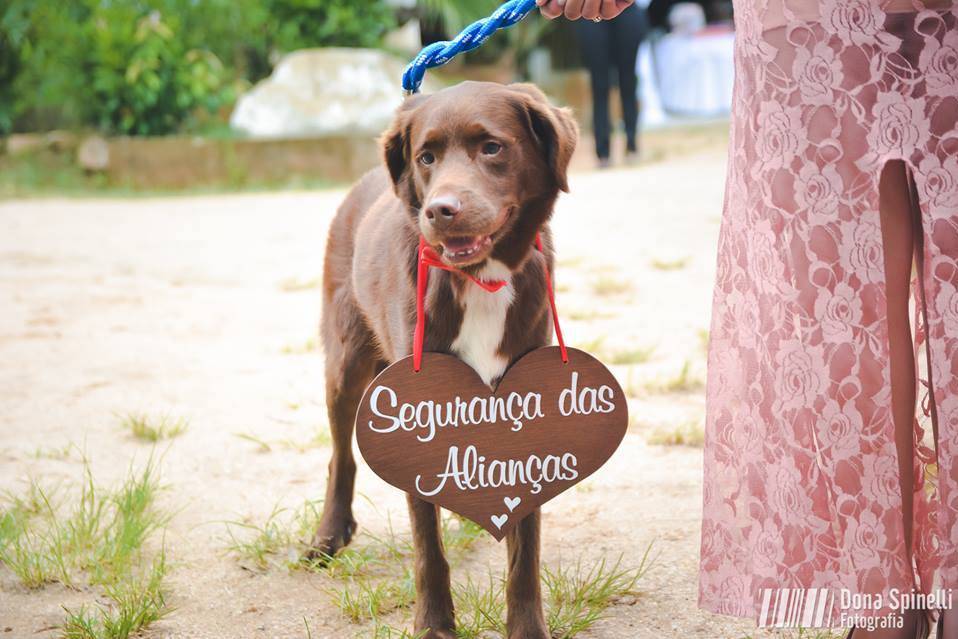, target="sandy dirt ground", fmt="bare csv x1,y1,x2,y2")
0,149,777,638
